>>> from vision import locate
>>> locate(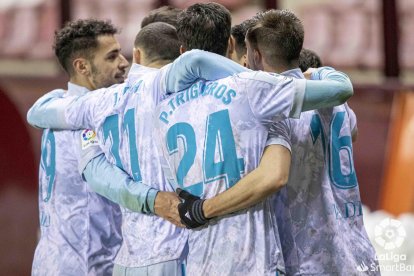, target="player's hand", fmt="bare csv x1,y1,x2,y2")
154,191,185,228
303,67,317,80
176,188,209,229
